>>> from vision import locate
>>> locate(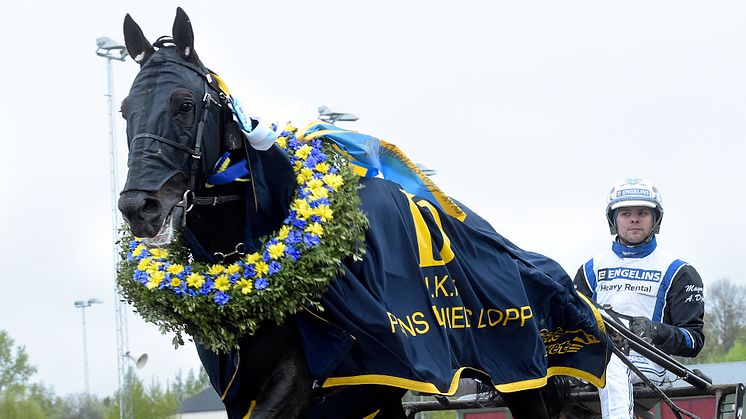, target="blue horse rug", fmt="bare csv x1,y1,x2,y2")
293,123,609,394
